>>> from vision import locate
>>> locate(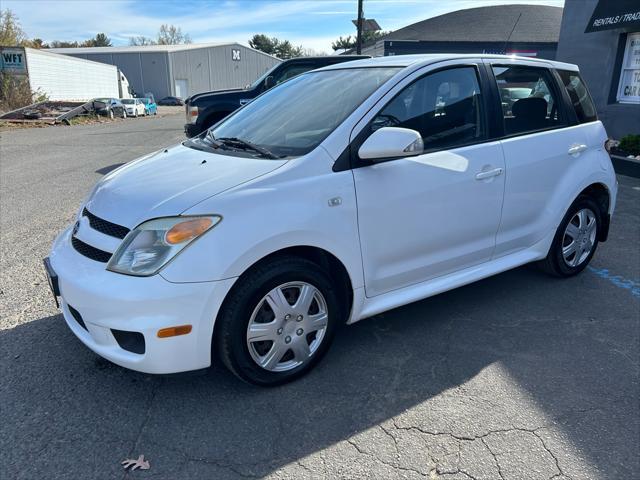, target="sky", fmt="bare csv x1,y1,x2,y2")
5,0,564,53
